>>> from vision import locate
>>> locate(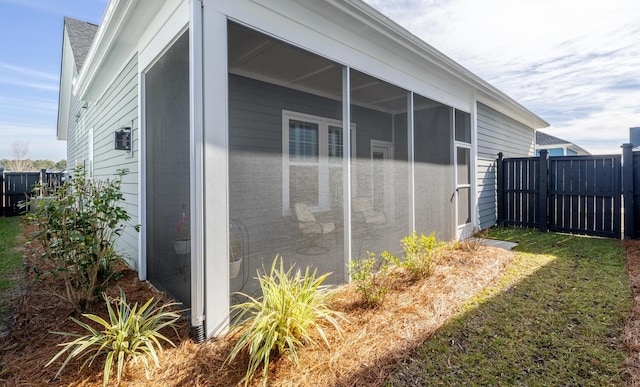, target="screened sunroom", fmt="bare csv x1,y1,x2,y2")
60,0,547,341
225,21,472,299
